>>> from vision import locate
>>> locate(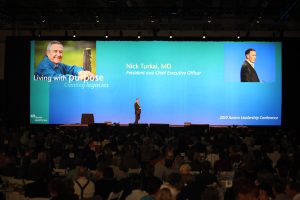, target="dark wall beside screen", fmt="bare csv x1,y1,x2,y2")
4,37,30,125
